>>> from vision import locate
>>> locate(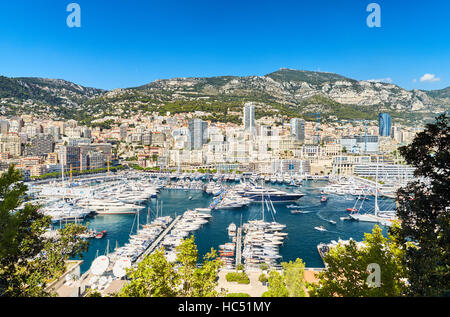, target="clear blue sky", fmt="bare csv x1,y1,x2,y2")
0,0,449,91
